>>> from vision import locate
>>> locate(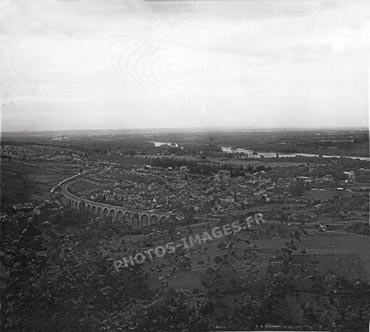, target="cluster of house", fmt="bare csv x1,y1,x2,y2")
81,162,369,227
86,167,283,214
1,145,86,163
85,166,278,214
